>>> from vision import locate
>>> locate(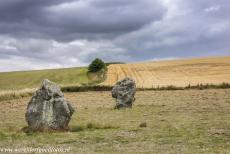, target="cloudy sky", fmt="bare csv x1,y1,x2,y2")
0,0,229,72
